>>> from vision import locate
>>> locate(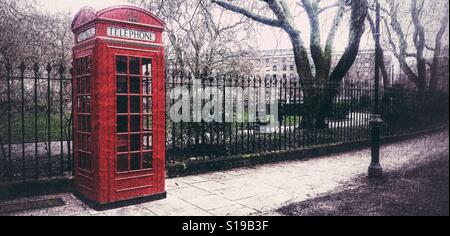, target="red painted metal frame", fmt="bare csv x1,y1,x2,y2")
71,5,165,205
